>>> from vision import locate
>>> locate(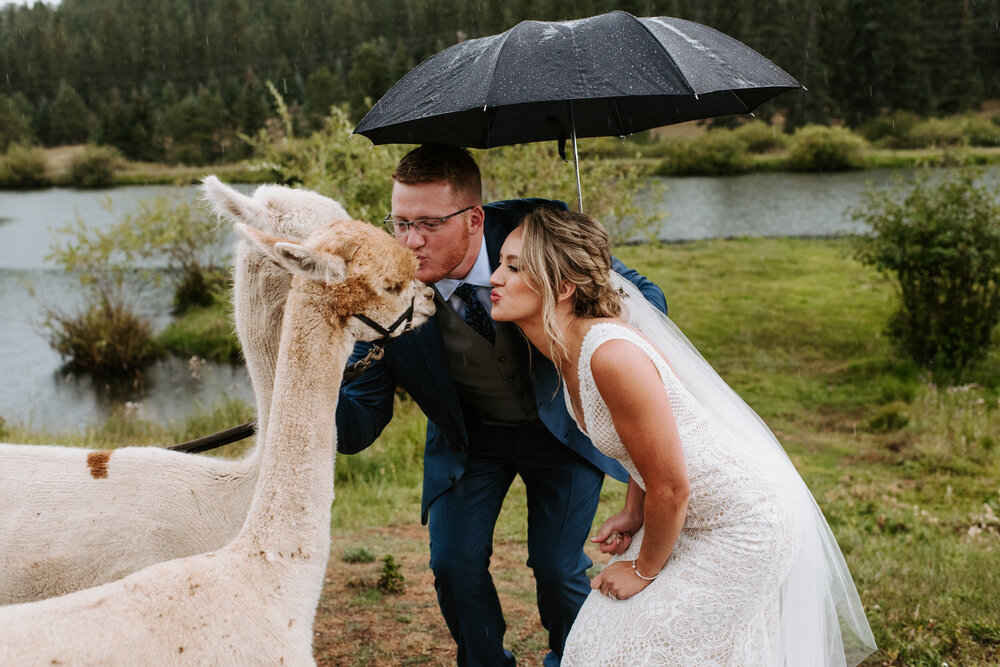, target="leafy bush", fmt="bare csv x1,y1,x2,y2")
478,141,661,243
655,129,751,177
0,143,48,188
901,117,965,149
45,296,159,374
731,120,787,153
787,125,867,171
44,195,231,372
61,144,123,188
857,110,921,147
854,170,1000,378
961,115,1000,147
